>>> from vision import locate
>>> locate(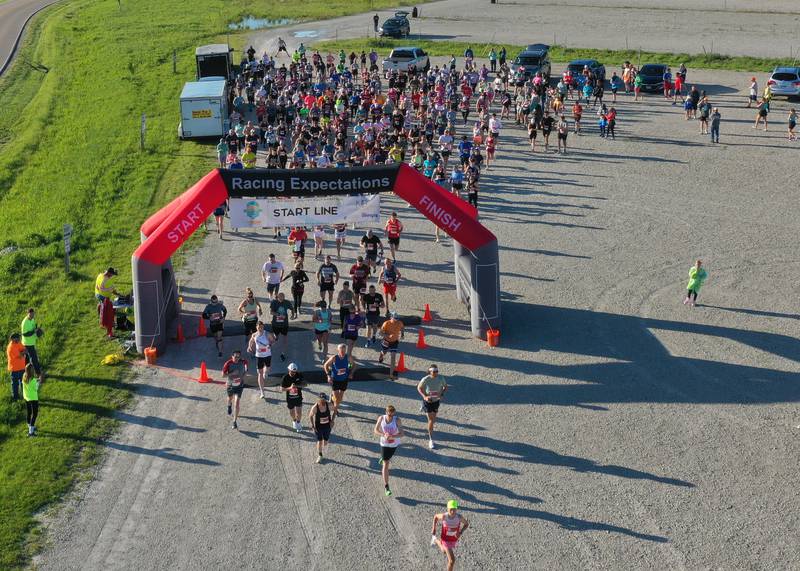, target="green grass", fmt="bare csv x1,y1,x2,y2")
313,37,792,73
0,0,423,567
